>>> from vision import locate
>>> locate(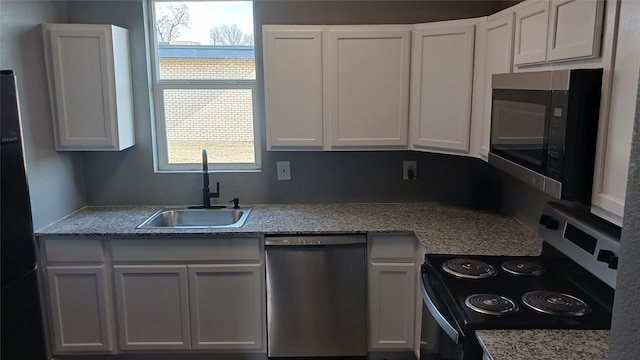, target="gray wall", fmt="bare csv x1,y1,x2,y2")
3,0,638,356
67,0,509,208
0,1,87,231
608,71,640,360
